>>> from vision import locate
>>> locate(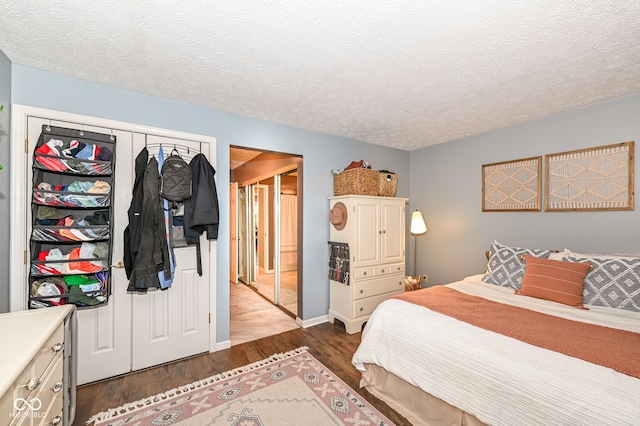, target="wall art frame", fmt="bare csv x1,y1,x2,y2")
482,156,542,212
545,141,634,212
